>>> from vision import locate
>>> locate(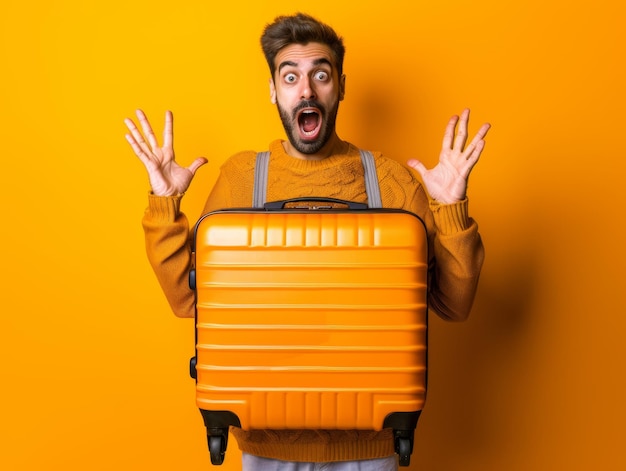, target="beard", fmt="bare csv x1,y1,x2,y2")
277,99,340,155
